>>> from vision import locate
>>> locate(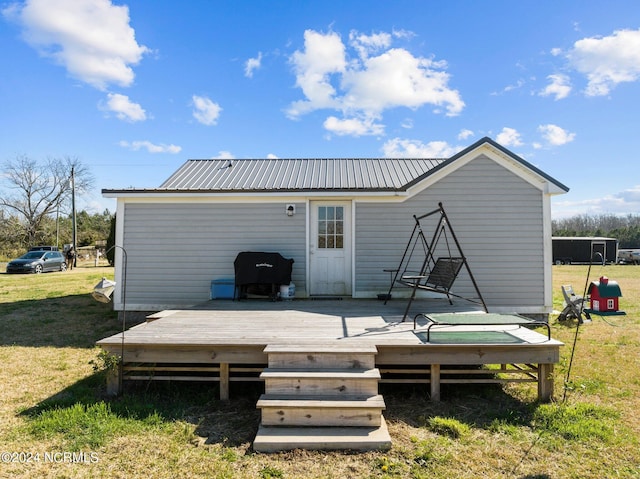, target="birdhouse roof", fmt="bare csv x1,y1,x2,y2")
588,278,622,298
